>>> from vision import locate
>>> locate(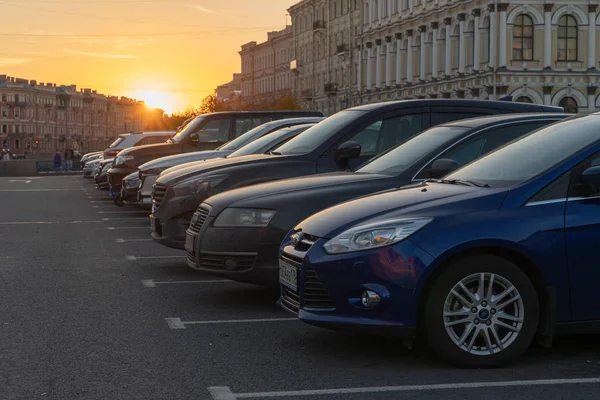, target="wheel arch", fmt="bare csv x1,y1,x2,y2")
415,243,550,336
